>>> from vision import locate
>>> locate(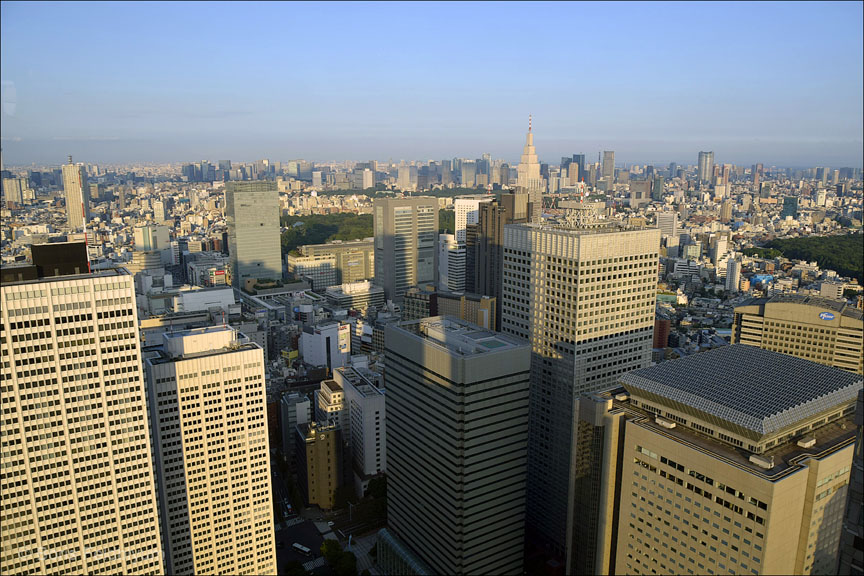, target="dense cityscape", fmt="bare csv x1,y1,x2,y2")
2,2,863,576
